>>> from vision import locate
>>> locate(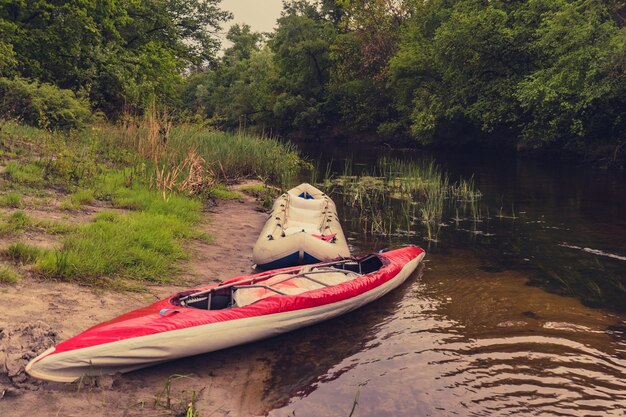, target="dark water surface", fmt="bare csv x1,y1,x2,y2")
261,146,626,416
